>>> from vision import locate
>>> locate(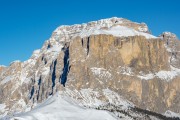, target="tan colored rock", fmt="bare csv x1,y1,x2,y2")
66,35,180,113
